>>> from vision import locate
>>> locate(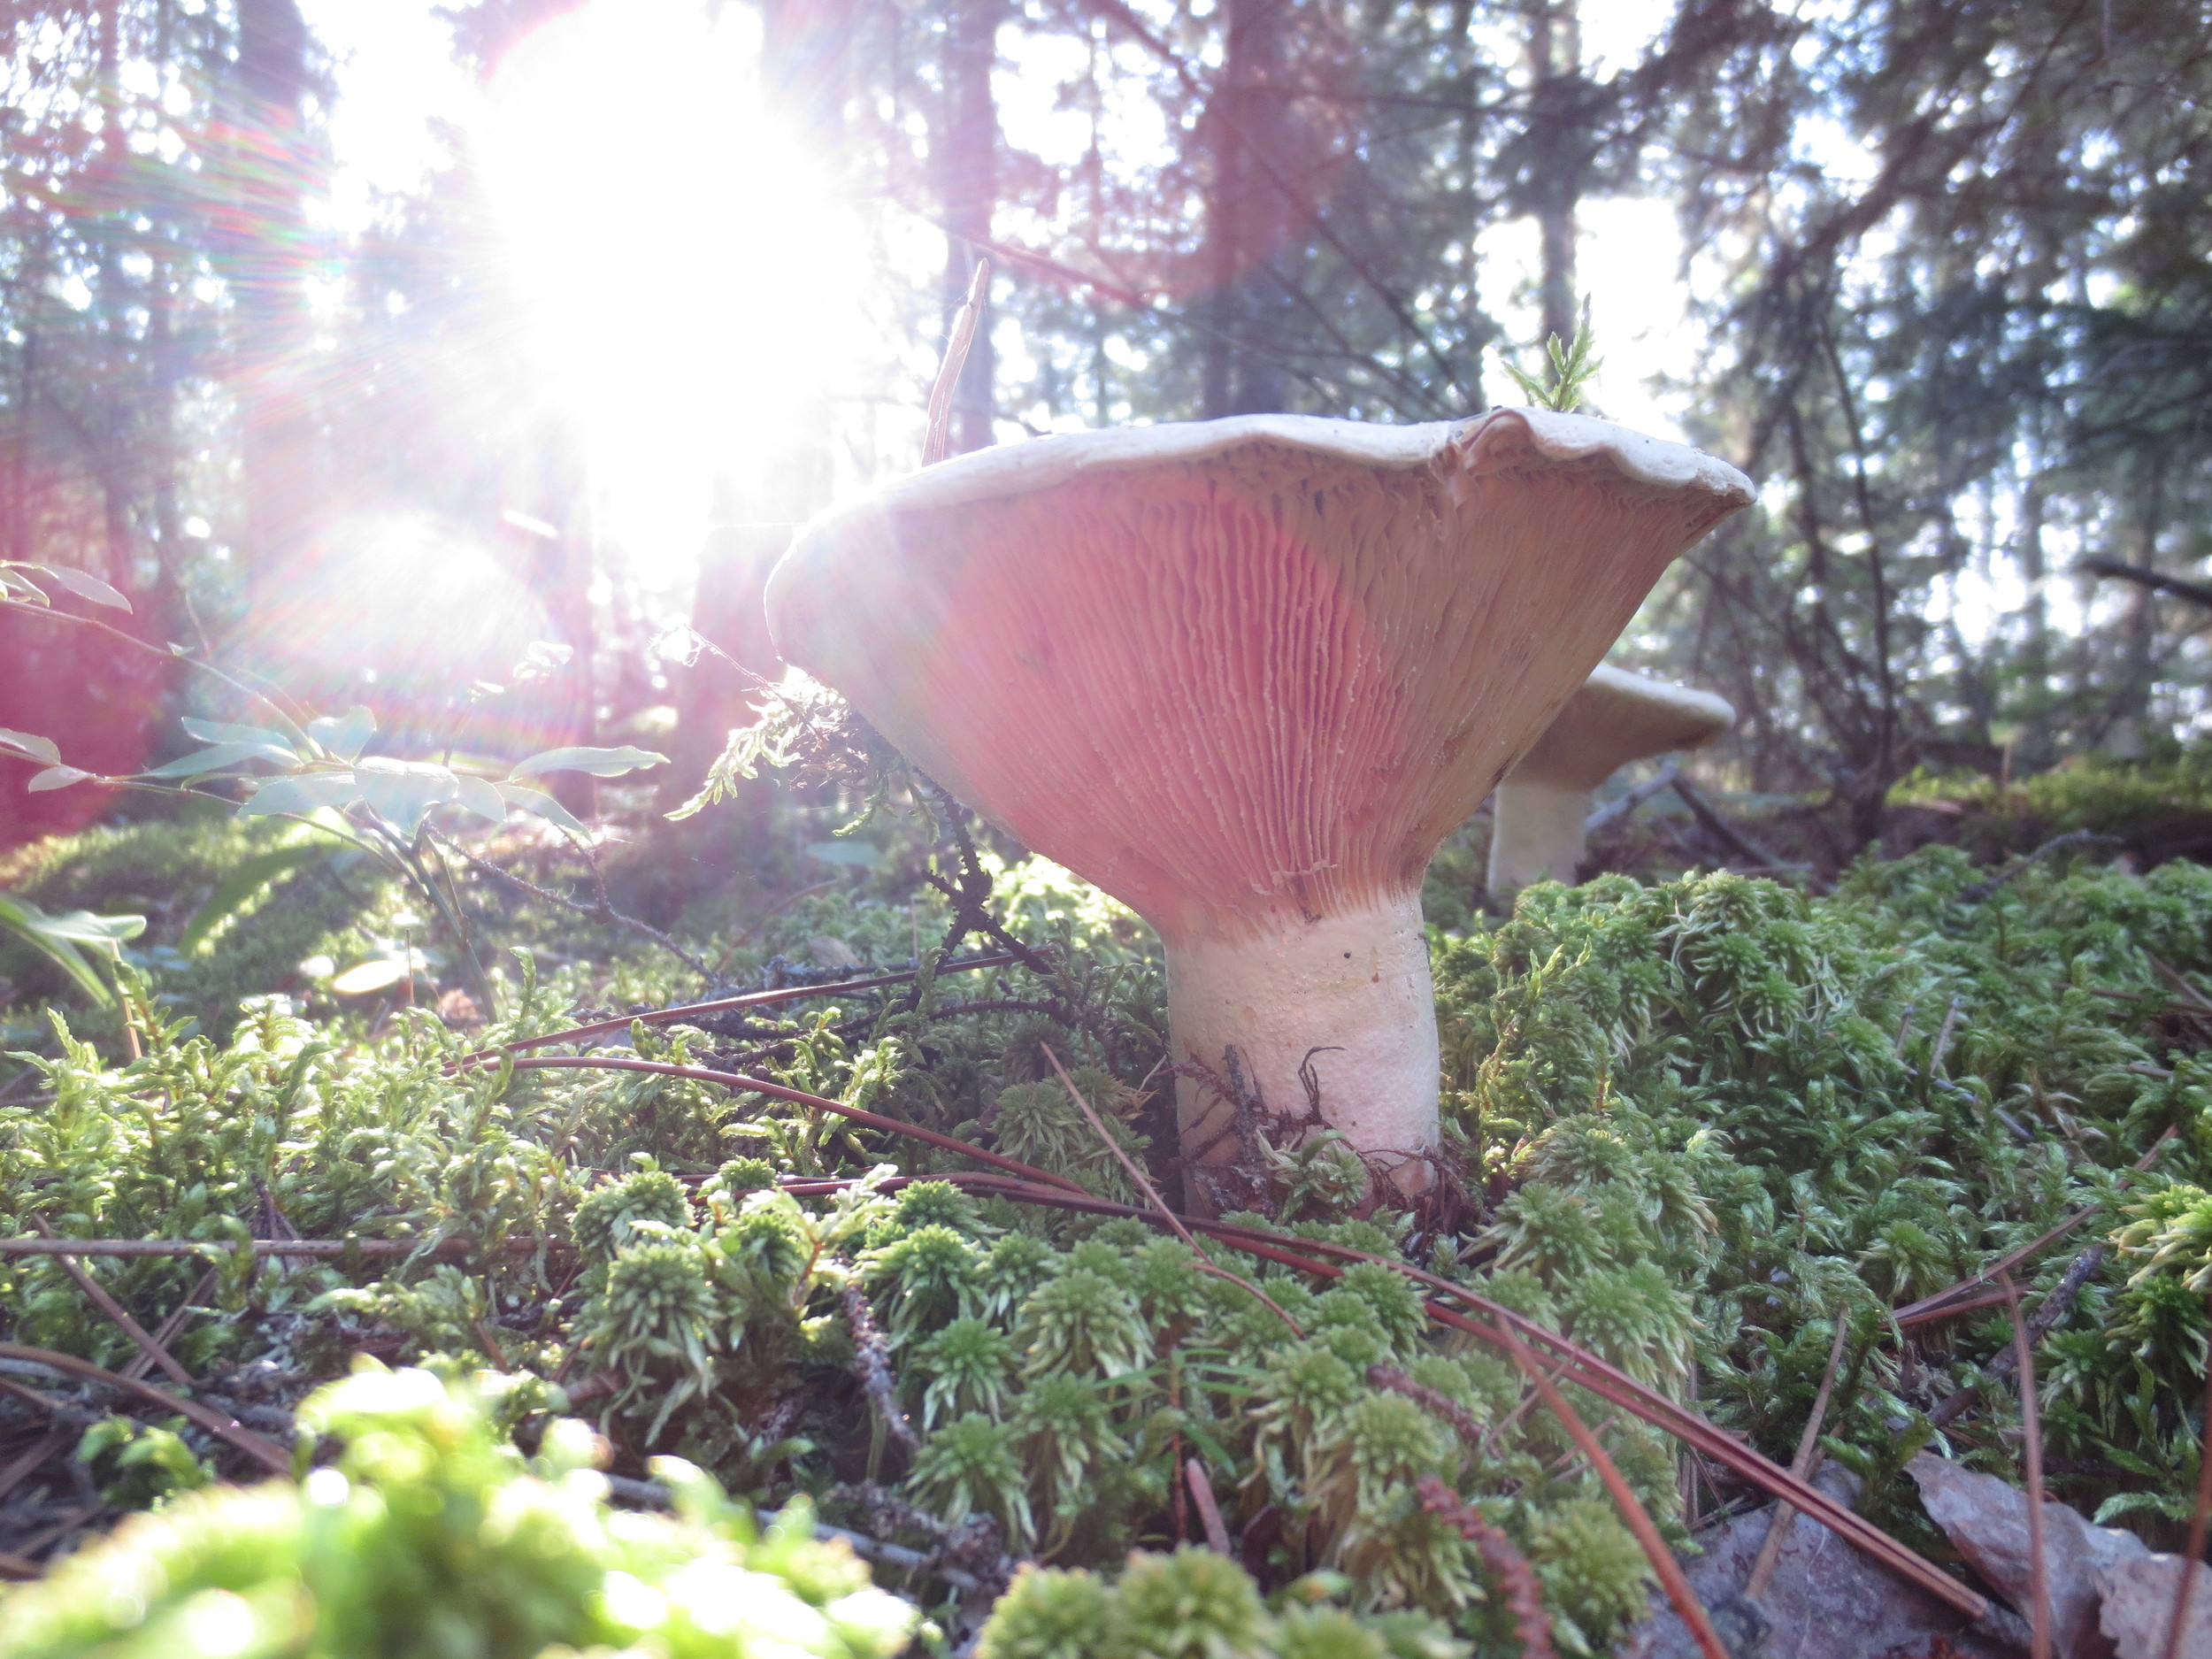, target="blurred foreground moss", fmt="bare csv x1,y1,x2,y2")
0,1362,918,1659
